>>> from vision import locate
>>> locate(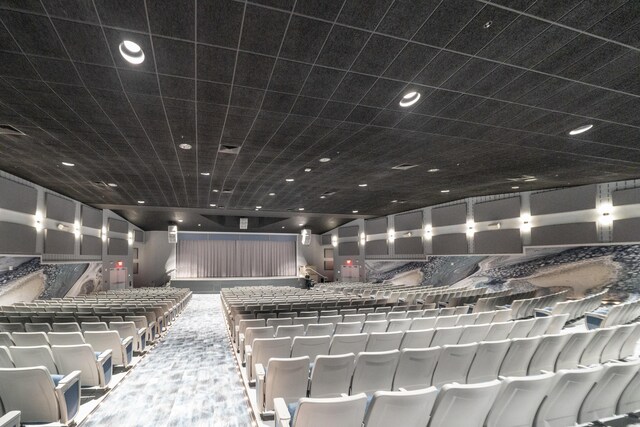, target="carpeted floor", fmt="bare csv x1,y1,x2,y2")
82,294,254,427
